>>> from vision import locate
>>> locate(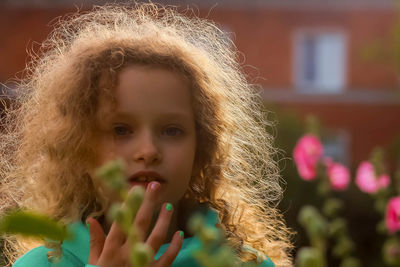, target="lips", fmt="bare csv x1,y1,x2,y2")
128,170,166,184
